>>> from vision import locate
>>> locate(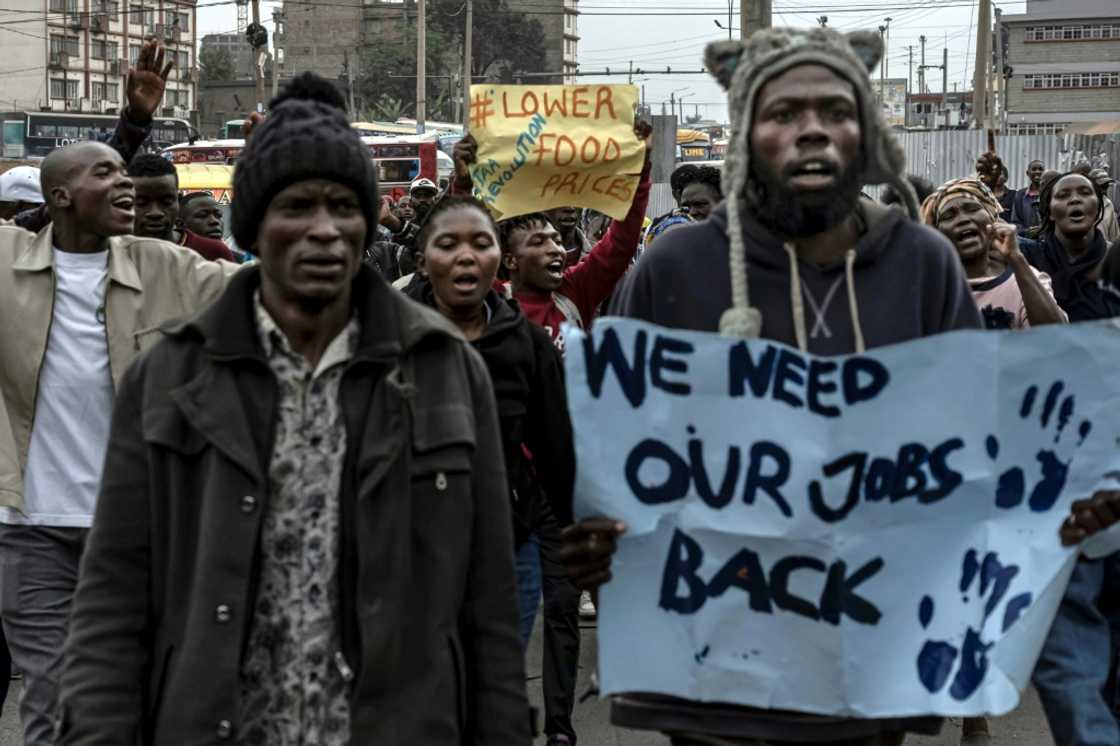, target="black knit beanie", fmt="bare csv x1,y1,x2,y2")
232,89,378,251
